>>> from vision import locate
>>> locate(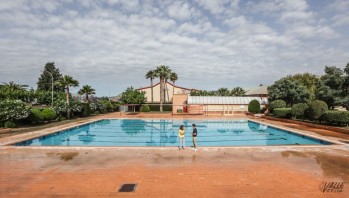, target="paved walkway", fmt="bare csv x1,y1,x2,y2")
1,112,348,197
